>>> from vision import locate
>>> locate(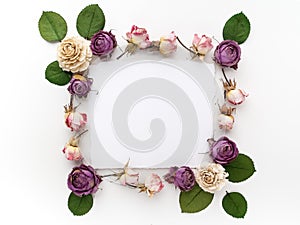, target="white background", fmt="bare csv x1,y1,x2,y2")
1,0,300,224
